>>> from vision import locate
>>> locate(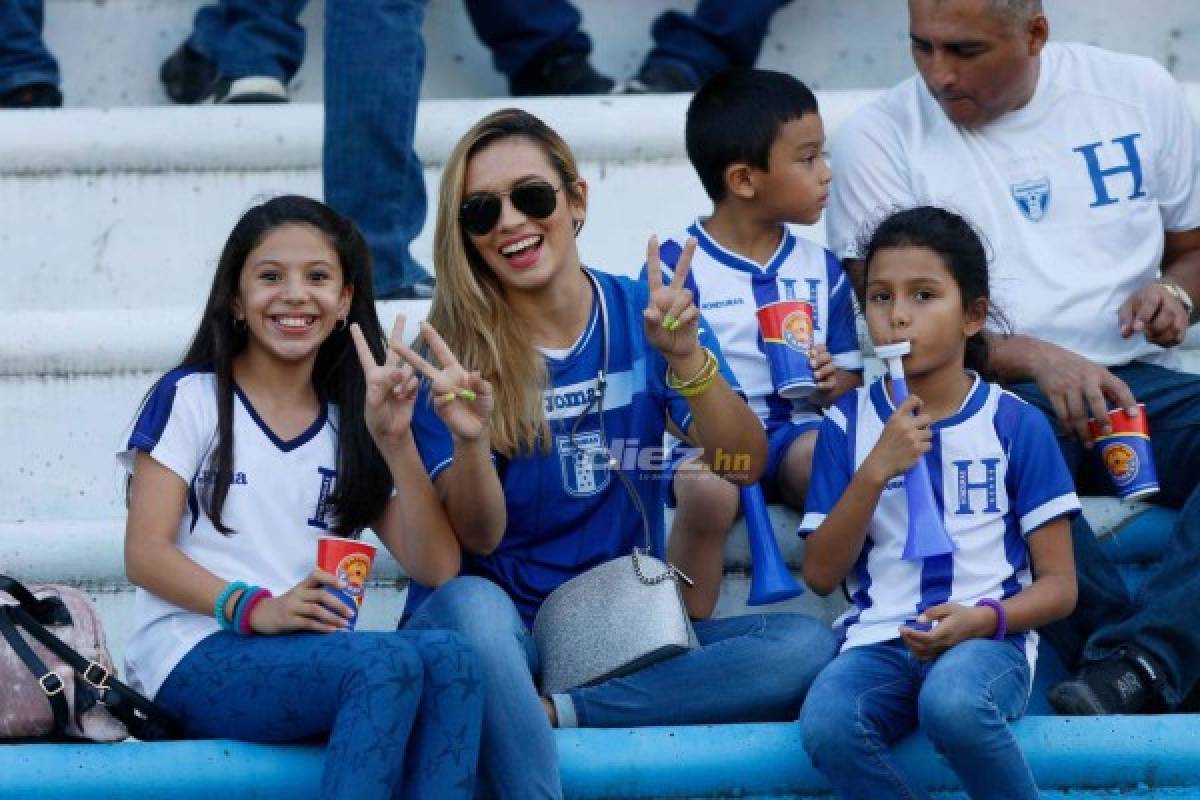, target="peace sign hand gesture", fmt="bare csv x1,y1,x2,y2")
644,236,701,360
388,321,495,444
351,316,420,450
